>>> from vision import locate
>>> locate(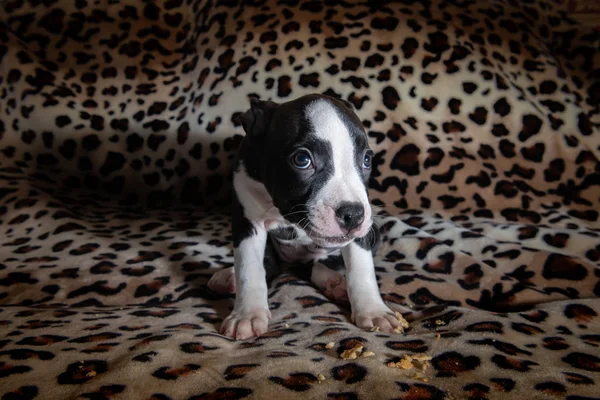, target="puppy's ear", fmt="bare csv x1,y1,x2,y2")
340,99,354,110
239,98,278,137
321,94,353,111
